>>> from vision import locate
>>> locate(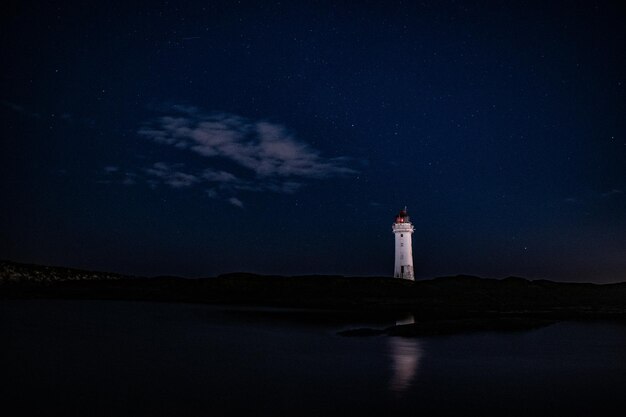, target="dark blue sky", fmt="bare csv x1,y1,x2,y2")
1,1,625,282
